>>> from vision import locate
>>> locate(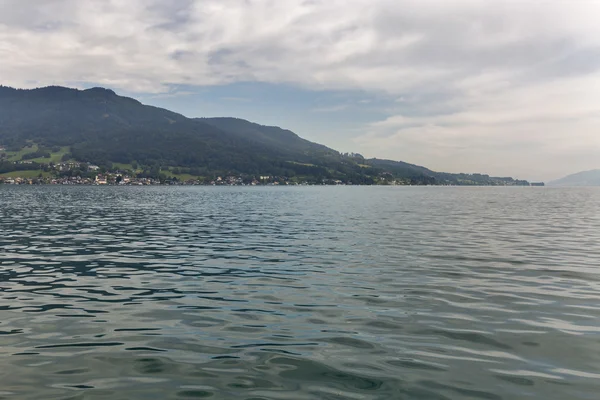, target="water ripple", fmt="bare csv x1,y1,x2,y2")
1,186,600,399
